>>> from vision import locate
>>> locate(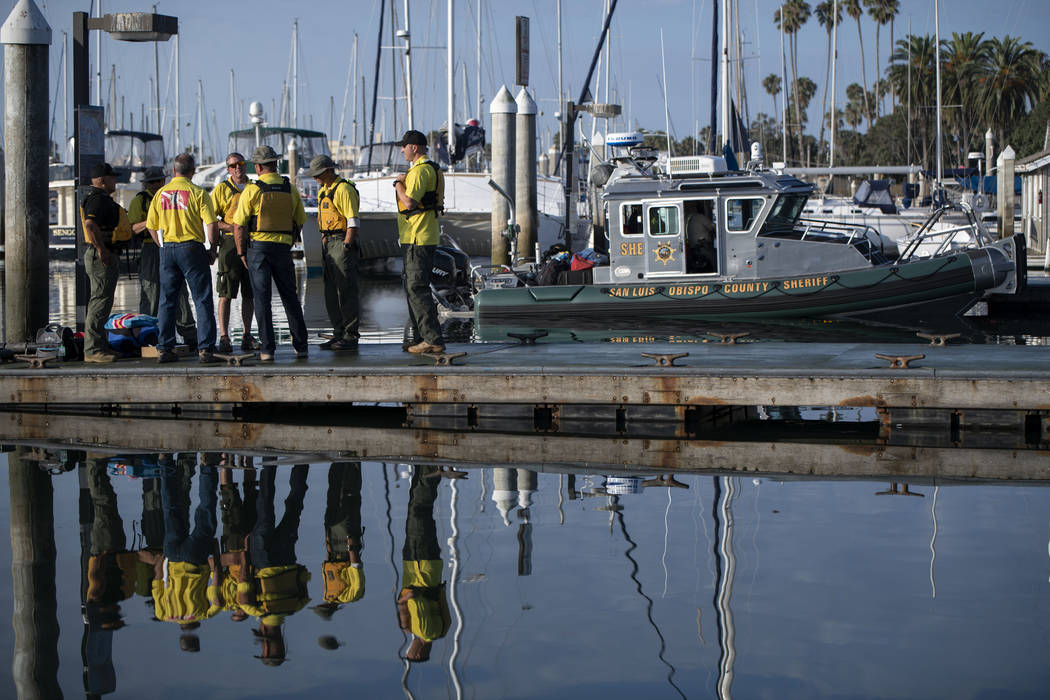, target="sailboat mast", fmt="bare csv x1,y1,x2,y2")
934,0,943,189
476,0,482,120
403,0,414,130
292,20,299,129
720,0,730,150
448,0,455,163
830,0,838,168
780,2,787,164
